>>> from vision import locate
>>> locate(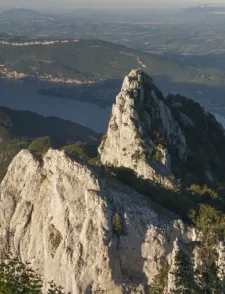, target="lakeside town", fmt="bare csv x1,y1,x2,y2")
0,65,95,84
0,39,79,46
